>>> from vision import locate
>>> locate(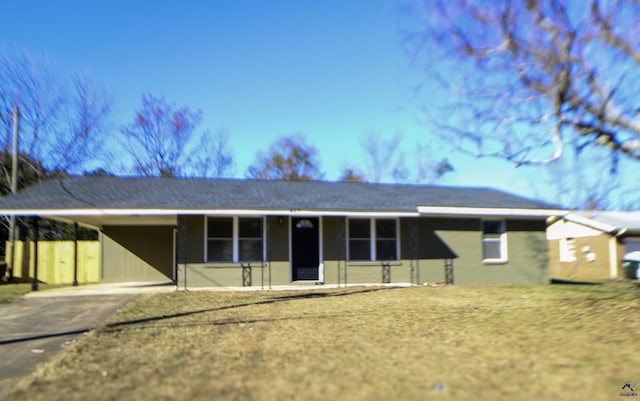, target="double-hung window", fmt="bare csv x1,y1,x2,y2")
482,220,507,263
238,218,263,261
348,218,399,261
348,219,371,261
206,217,263,263
207,217,233,262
